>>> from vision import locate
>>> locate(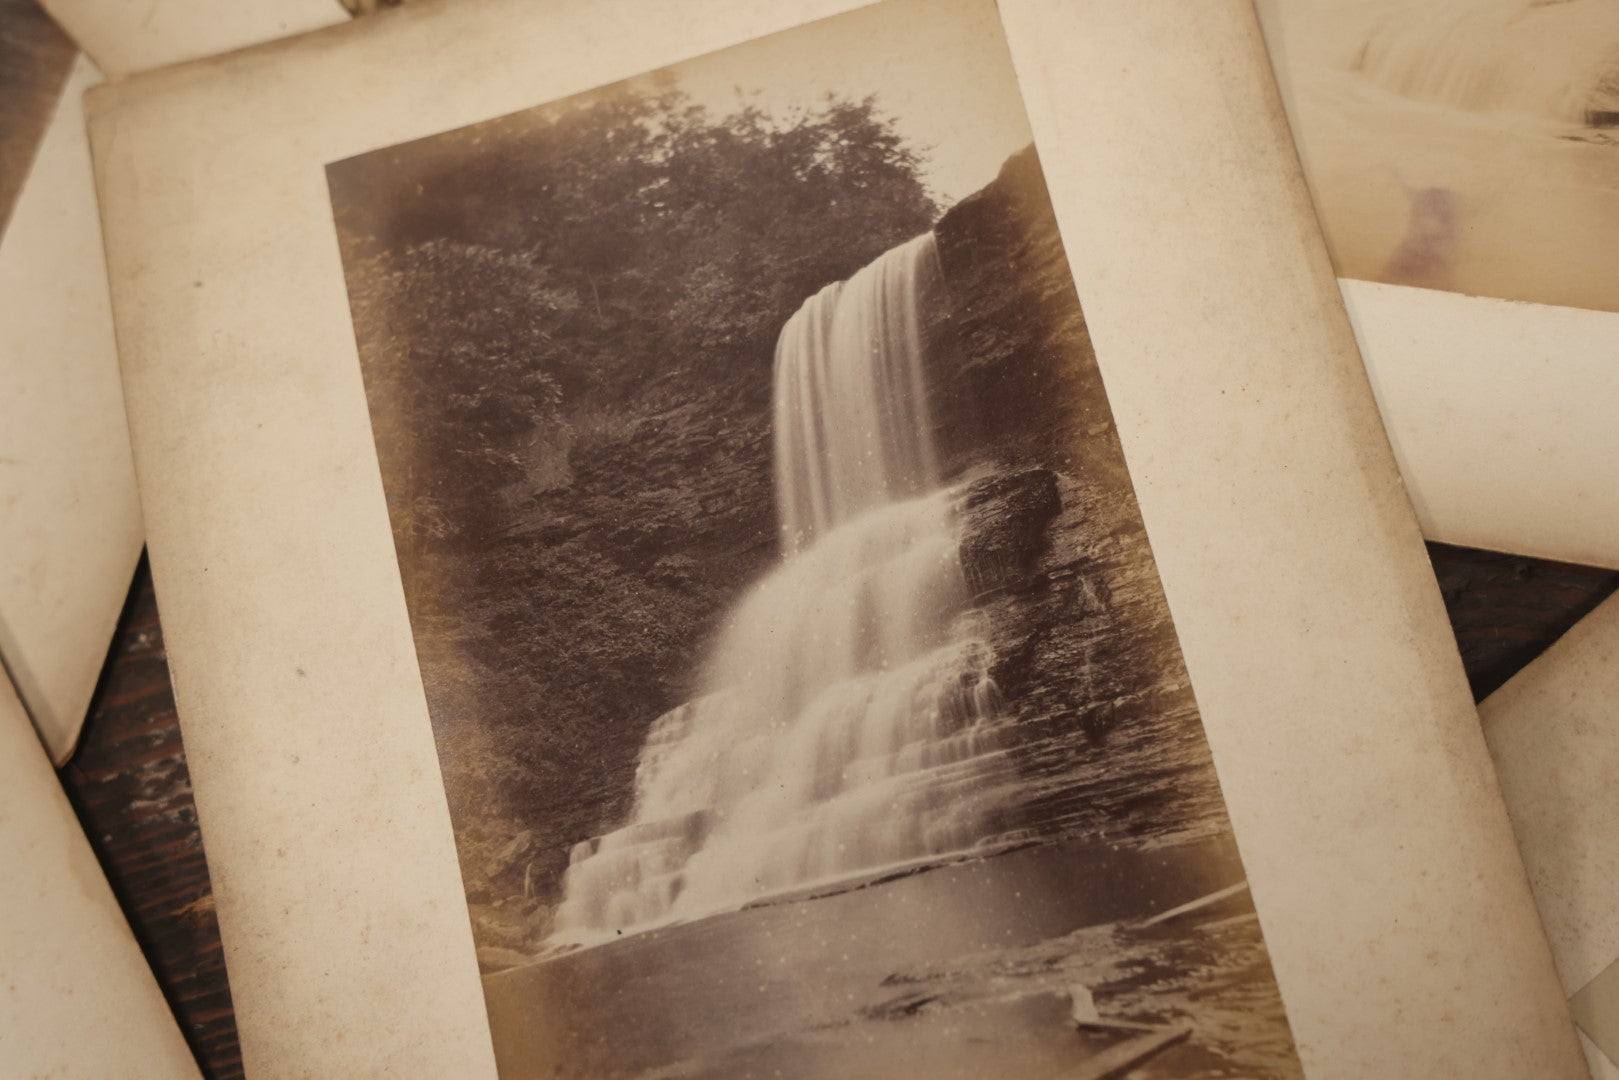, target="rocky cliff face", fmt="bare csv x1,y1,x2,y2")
934,146,1227,848
467,144,1231,968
